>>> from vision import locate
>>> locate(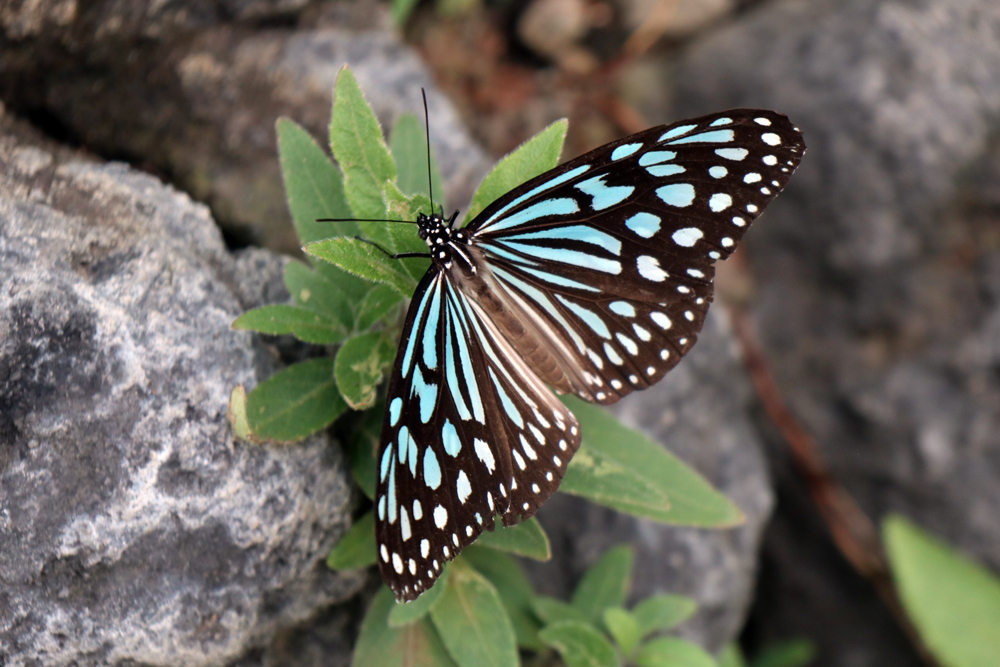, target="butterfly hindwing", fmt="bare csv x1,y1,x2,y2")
376,270,581,601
